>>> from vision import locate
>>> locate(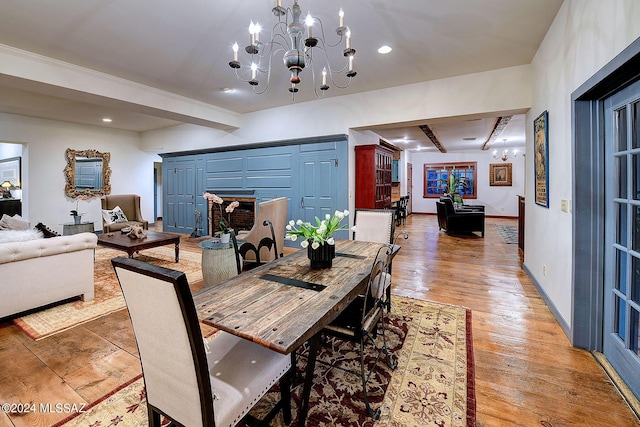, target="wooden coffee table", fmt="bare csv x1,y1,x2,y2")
97,230,181,262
